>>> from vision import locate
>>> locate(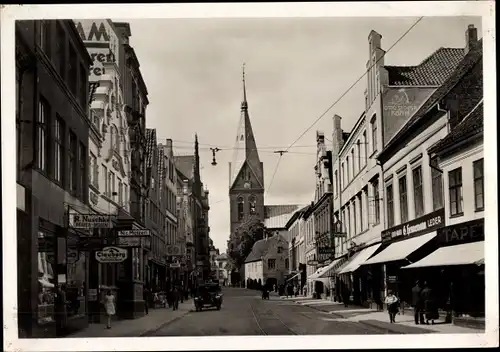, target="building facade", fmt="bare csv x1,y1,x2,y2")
16,20,92,337
176,168,195,288
244,235,289,288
